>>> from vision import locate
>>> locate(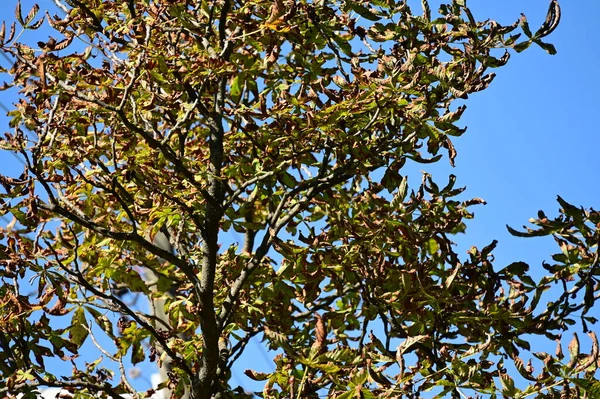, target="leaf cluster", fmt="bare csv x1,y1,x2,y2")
1,1,592,399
